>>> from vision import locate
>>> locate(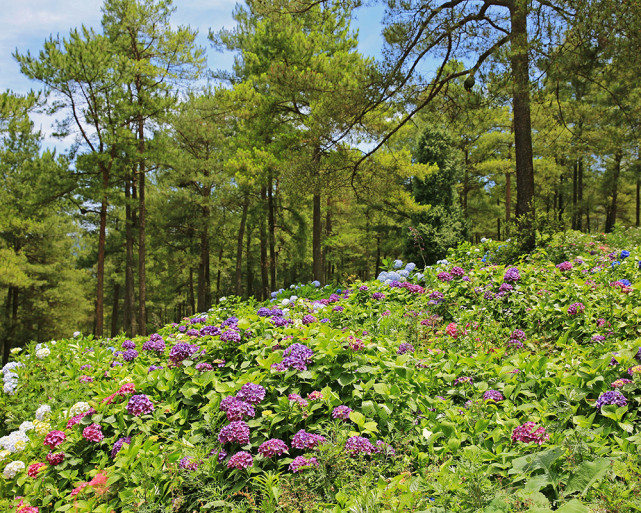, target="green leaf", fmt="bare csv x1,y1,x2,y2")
565,458,611,496
349,411,366,428
237,318,251,330
556,499,589,513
